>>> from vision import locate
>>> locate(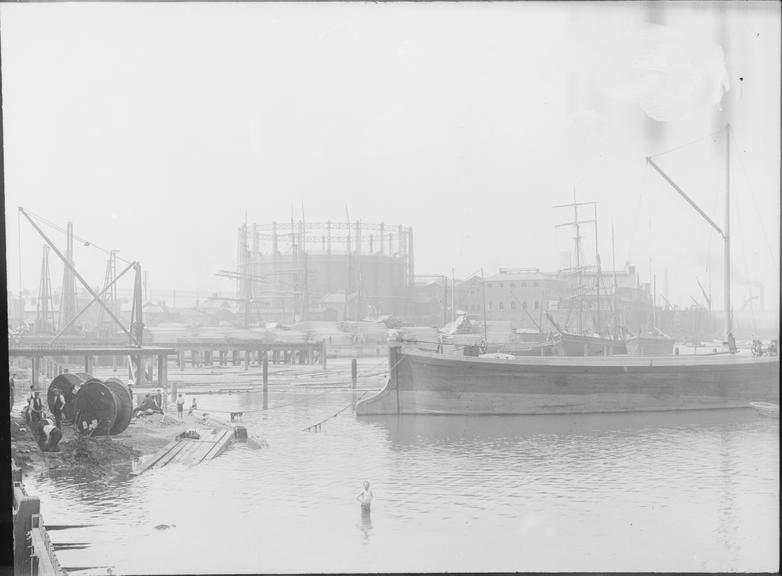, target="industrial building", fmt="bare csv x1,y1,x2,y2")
454,264,654,335
234,220,415,324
